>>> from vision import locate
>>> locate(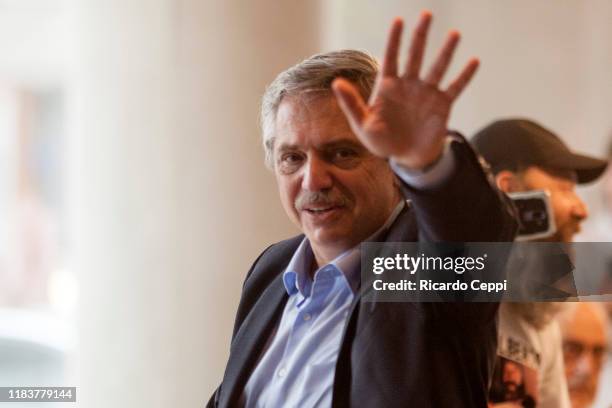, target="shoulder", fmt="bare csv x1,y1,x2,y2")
247,235,303,276
240,234,304,296
229,234,304,340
